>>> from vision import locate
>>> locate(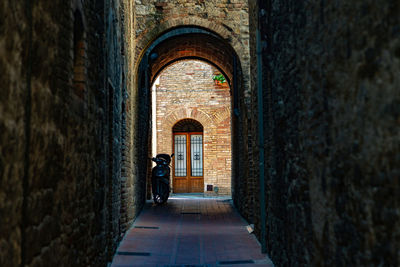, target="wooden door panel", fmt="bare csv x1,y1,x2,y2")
190,178,203,193
174,178,187,193
190,135,203,177
173,134,187,193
